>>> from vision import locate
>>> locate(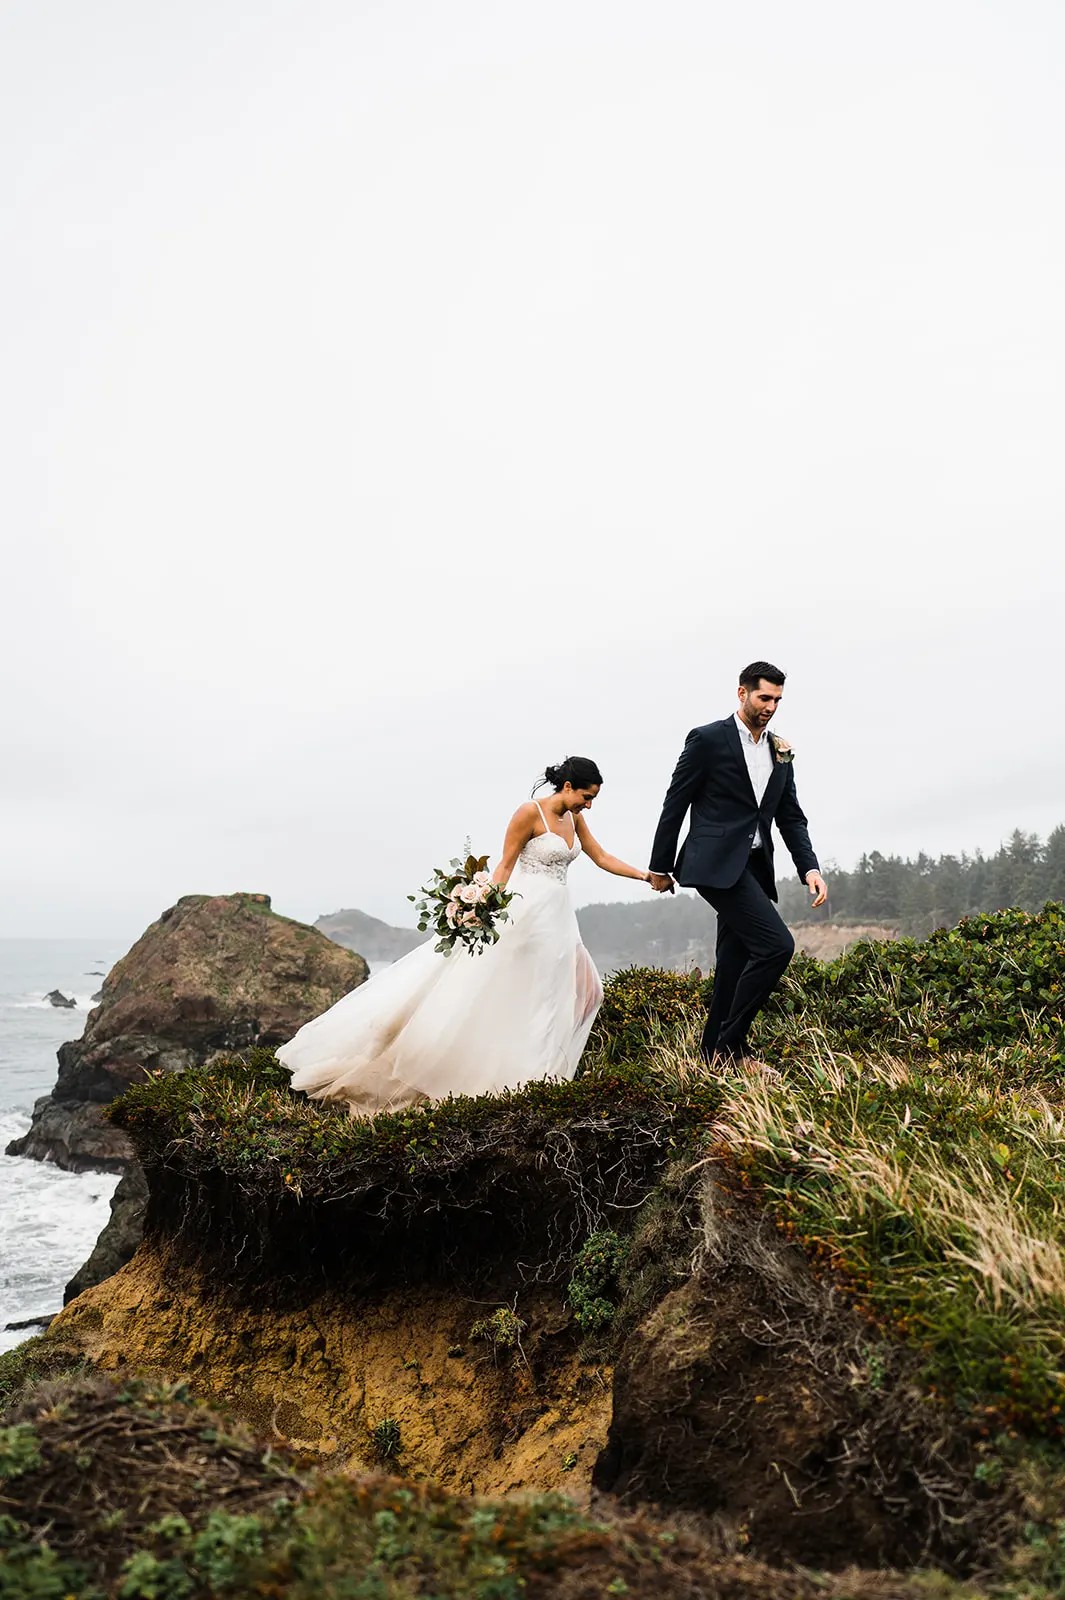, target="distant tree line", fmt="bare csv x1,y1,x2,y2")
778,826,1065,935
323,825,1065,976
